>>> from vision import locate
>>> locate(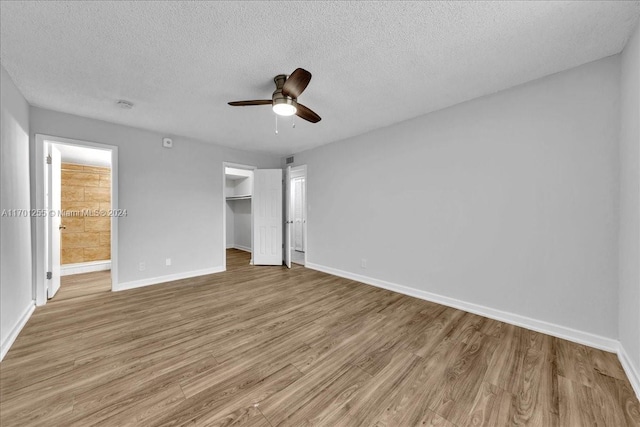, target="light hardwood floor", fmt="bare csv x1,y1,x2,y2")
1,249,638,426
55,270,112,302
